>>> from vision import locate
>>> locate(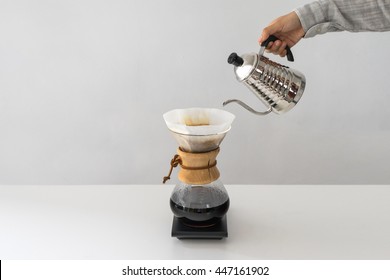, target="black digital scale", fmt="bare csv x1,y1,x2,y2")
171,216,227,240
